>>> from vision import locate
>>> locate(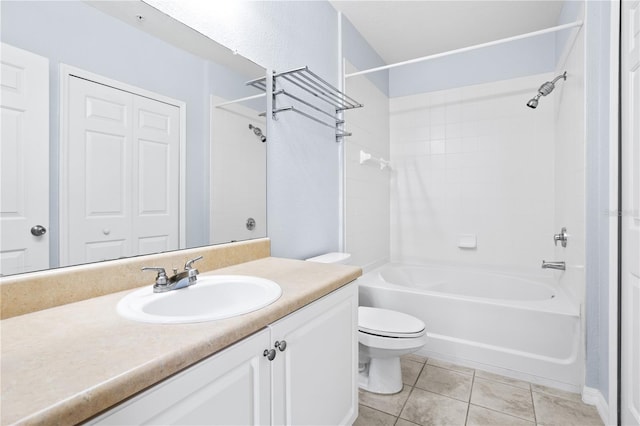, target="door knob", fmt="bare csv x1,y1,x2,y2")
30,225,47,236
